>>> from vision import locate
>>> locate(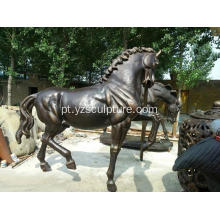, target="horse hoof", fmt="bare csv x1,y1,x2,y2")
66,160,76,170
40,162,51,172
107,181,117,192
